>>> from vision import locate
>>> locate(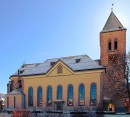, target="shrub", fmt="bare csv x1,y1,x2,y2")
11,109,32,117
